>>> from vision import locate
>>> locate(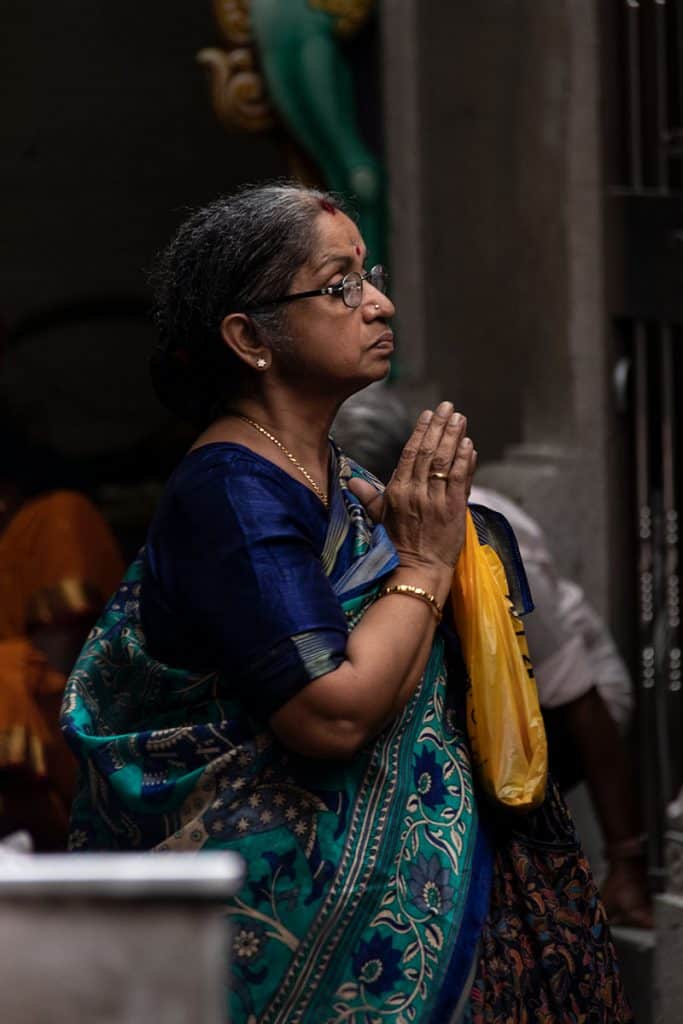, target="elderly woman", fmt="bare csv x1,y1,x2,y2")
61,184,631,1022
